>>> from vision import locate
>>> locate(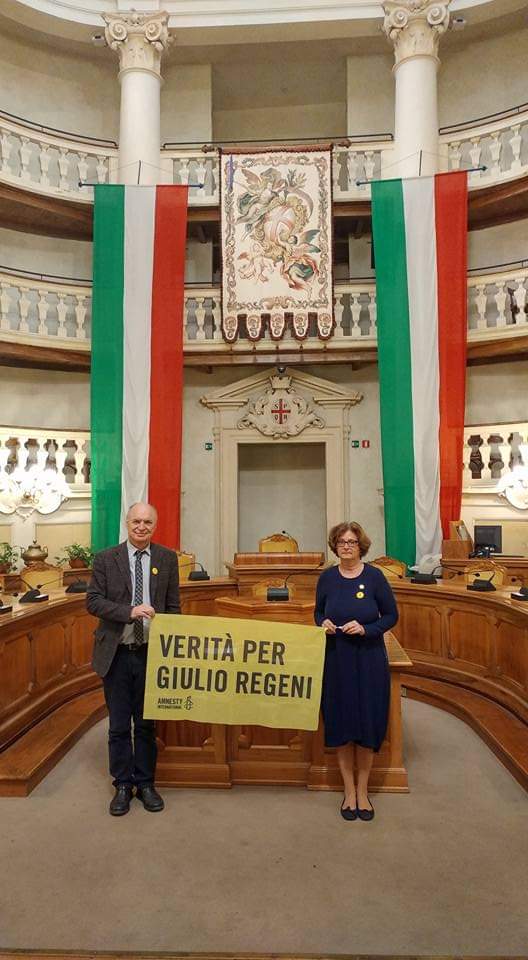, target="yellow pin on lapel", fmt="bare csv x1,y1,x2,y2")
152,567,159,575
356,591,364,599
